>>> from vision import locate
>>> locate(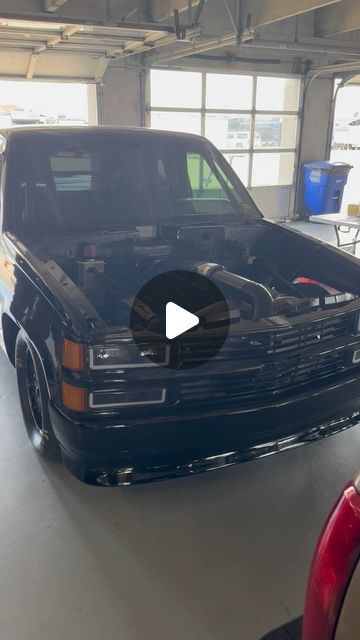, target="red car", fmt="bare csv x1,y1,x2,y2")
263,476,360,640
303,475,360,640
